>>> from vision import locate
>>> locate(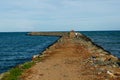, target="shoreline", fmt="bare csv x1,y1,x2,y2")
1,31,120,80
